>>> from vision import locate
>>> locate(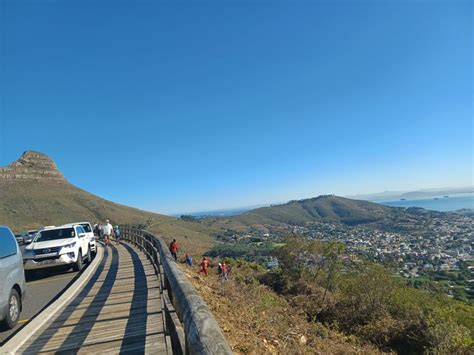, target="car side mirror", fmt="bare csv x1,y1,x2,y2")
79,233,86,238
